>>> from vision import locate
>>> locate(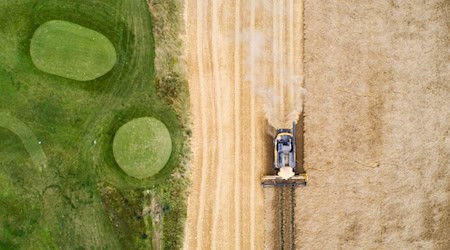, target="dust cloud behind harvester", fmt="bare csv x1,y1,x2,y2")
240,0,306,130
